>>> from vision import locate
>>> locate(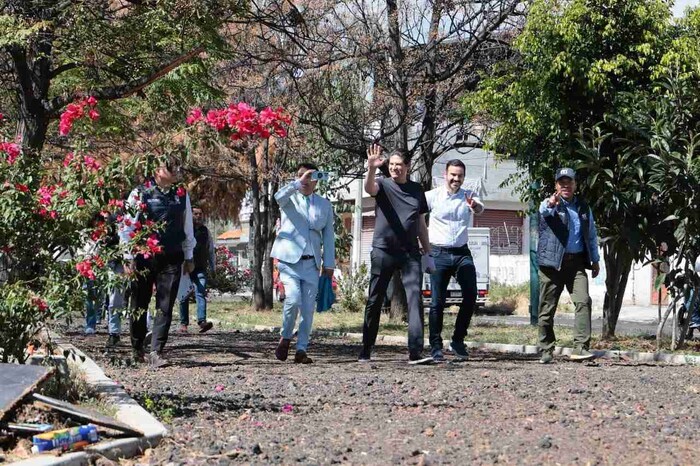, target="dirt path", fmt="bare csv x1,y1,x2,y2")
71,327,700,465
